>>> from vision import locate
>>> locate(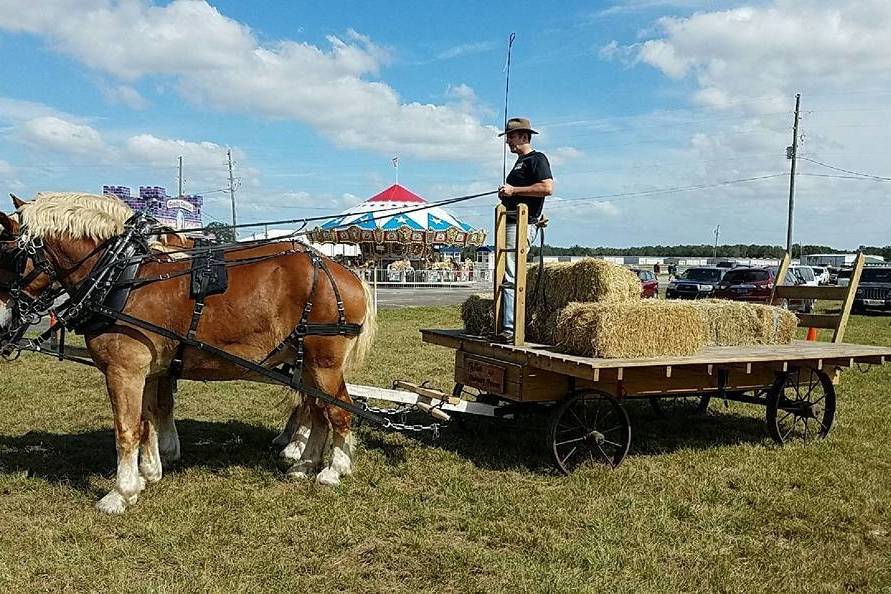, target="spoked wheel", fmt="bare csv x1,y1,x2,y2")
649,394,711,417
766,367,836,444
547,390,631,474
